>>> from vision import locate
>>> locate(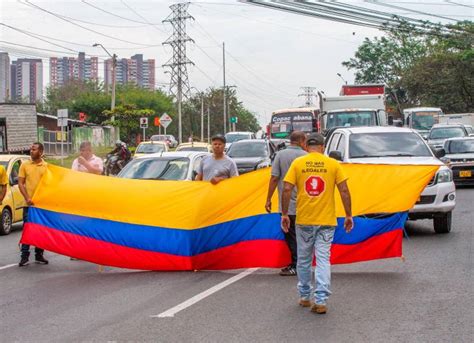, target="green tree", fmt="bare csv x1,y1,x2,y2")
102,104,154,142
343,20,474,114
